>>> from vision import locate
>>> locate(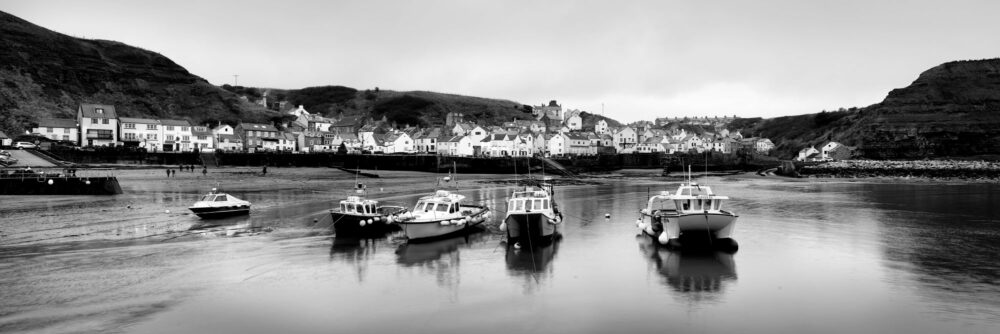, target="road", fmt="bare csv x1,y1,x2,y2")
1,149,57,167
